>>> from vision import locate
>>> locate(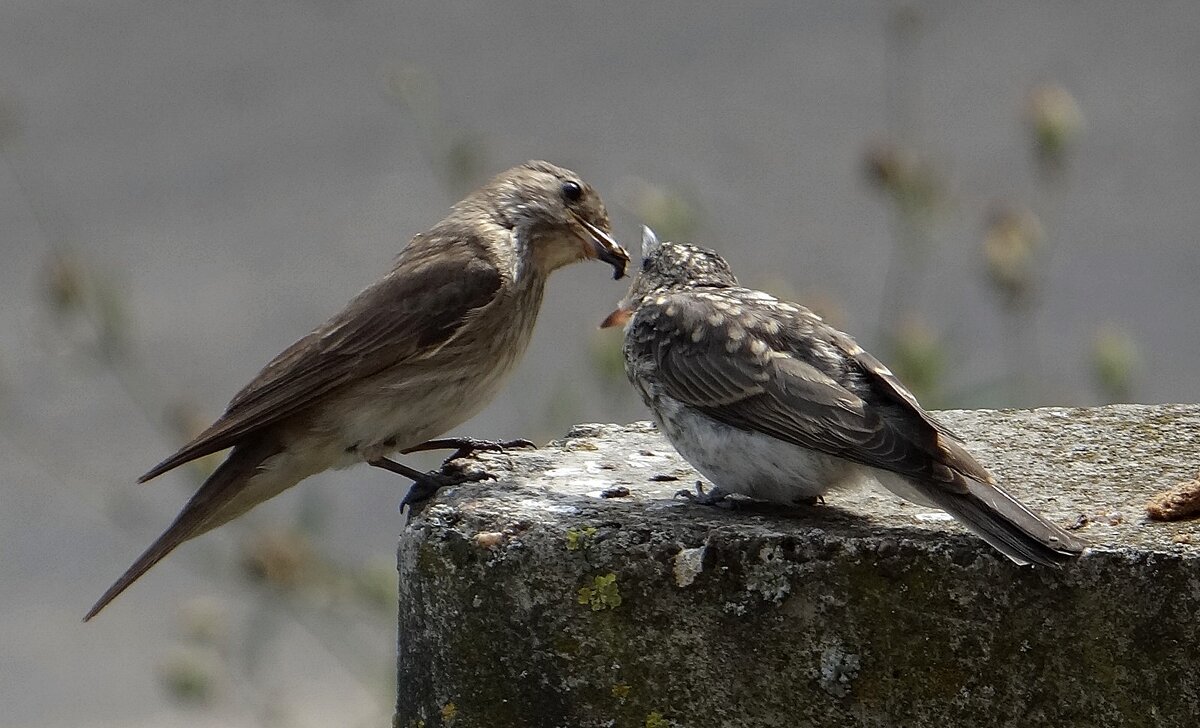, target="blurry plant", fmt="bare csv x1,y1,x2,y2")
591,173,702,421
588,327,630,398
42,249,87,314
865,14,1097,408
441,131,490,197
862,138,951,370
884,5,922,142
862,140,945,225
240,526,318,590
40,249,132,362
158,645,223,707
540,373,586,441
353,554,400,615
980,202,1047,403
177,596,231,647
382,63,439,118
35,247,398,724
12,75,398,726
982,203,1044,310
382,62,490,197
1091,323,1141,403
1026,84,1084,181
888,316,947,407
613,176,702,243
863,5,958,369
158,598,230,707
970,82,1082,405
